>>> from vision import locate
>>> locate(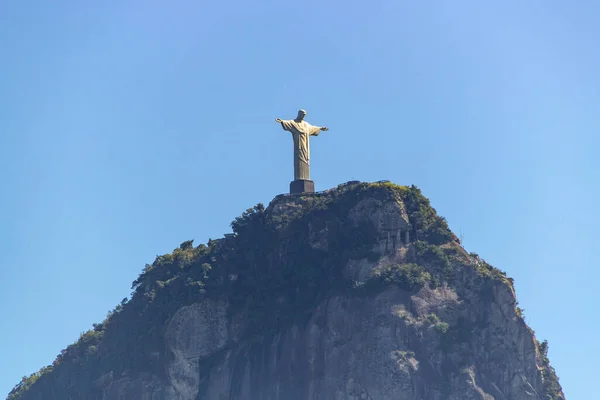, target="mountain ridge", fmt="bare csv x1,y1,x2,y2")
7,181,564,400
